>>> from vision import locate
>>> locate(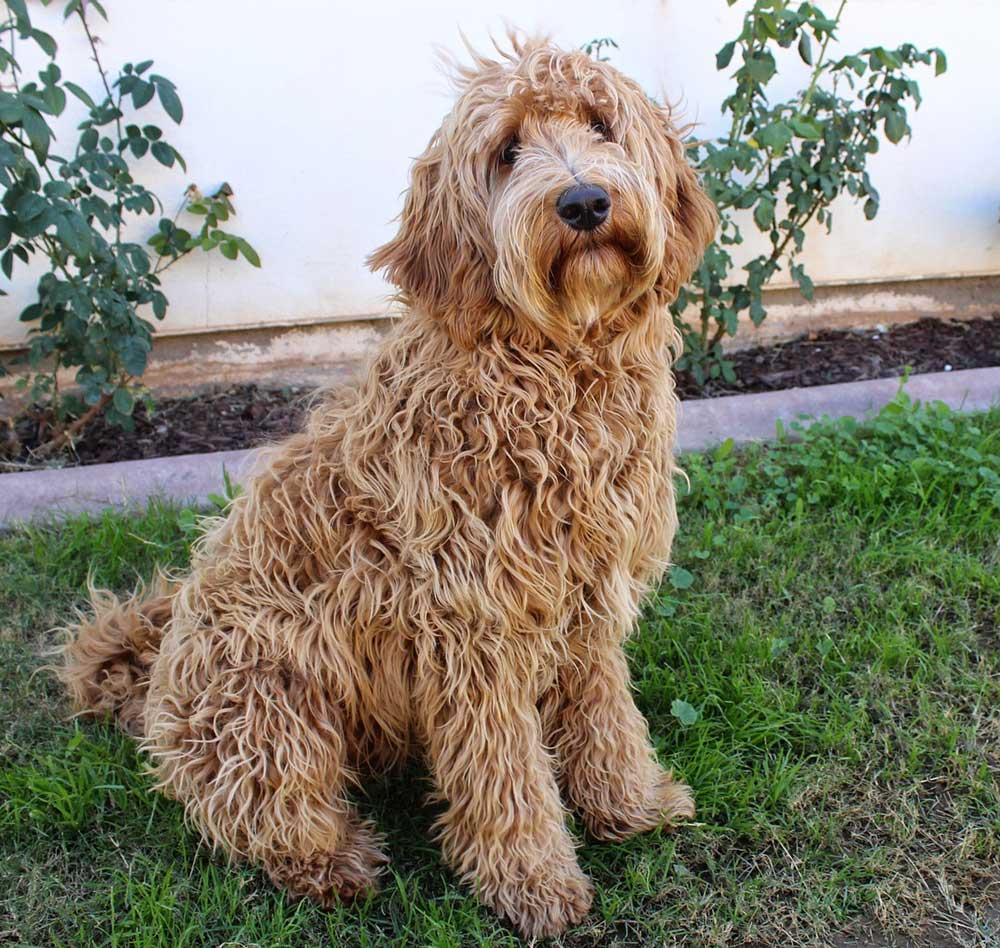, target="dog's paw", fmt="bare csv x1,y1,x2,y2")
585,771,696,842
268,826,389,905
489,864,594,940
